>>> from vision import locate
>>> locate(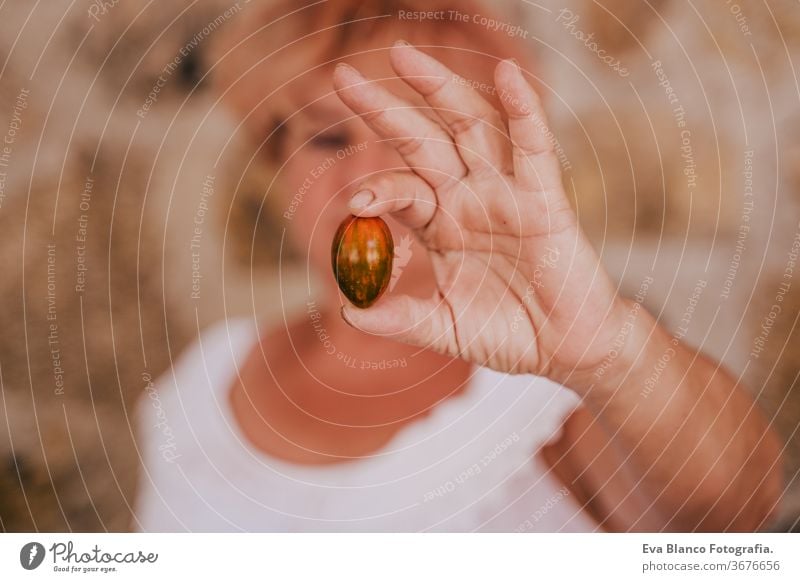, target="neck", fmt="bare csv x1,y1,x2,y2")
229,308,474,465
